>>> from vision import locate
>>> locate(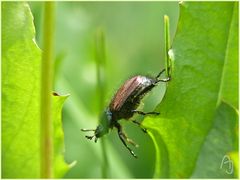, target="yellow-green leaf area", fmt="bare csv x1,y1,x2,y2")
2,2,71,178
2,2,41,178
